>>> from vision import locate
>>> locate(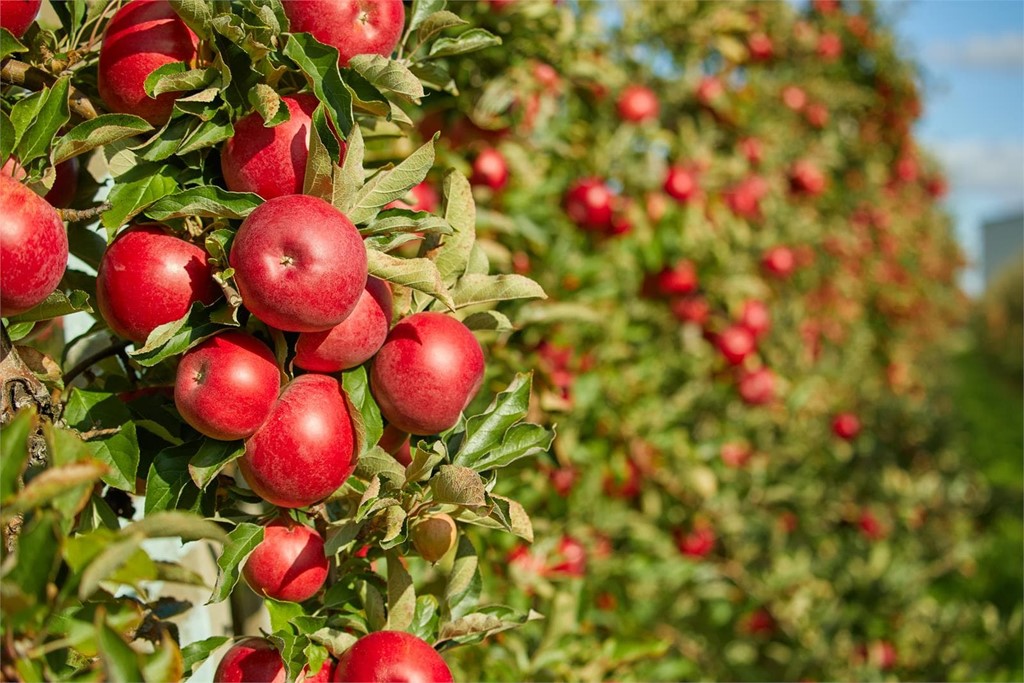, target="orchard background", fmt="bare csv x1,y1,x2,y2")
0,1,1021,682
